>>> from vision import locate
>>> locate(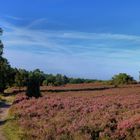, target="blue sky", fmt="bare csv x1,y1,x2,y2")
0,0,140,80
